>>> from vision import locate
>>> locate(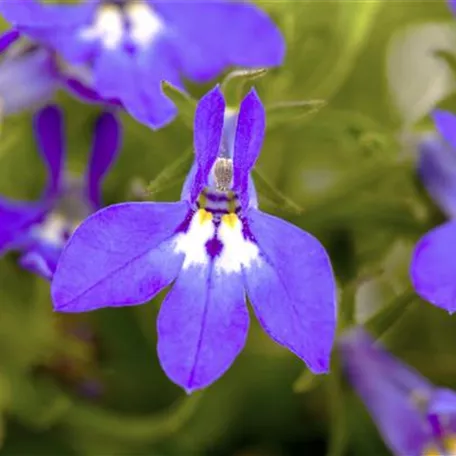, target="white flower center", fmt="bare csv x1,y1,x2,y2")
172,209,261,274
79,2,164,51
